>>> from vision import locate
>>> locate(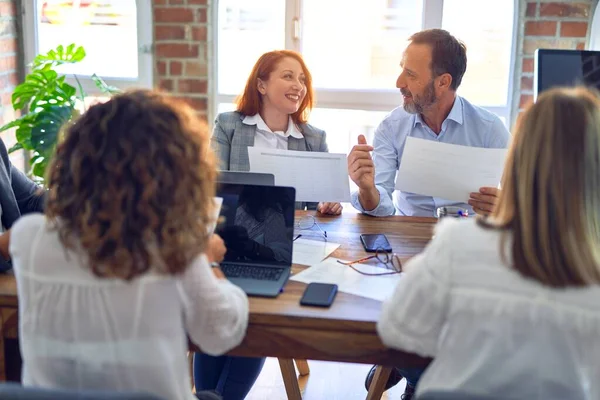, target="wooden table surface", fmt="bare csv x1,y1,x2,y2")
216,210,436,368
0,210,437,374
